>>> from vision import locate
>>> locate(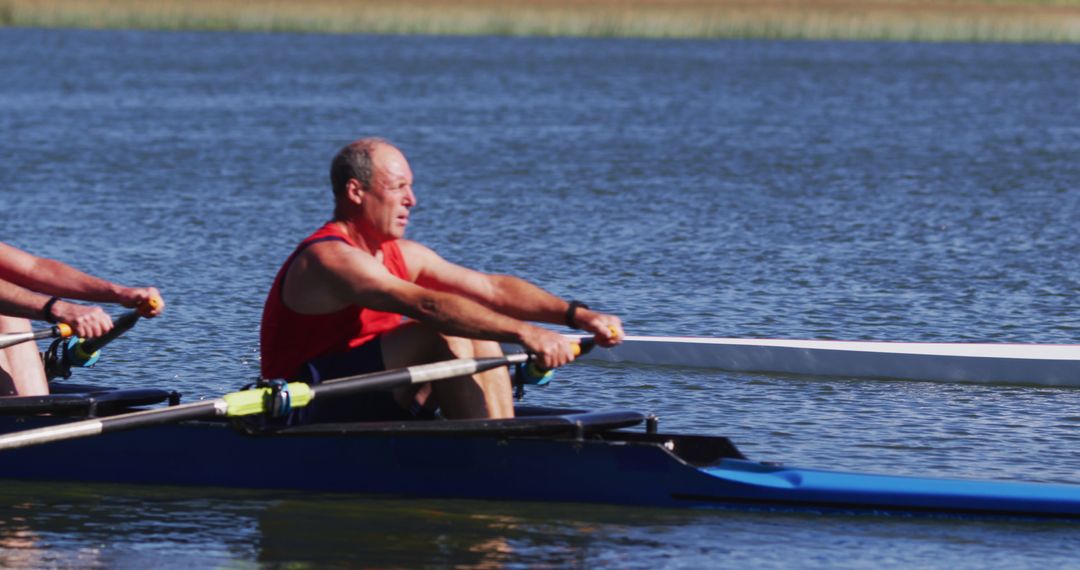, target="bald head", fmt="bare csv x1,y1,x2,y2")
330,137,395,197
